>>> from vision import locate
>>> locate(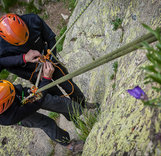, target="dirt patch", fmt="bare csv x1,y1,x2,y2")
43,1,70,35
